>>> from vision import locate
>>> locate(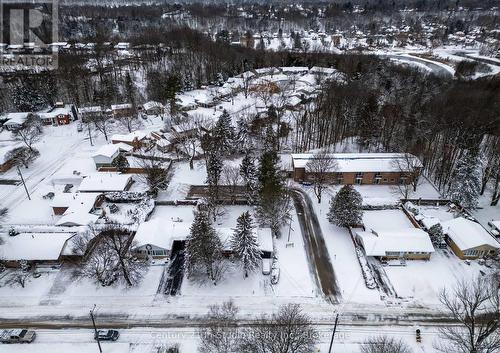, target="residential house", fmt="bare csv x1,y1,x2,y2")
355,228,435,260
111,131,148,150
78,106,102,123
133,219,190,259
290,153,423,185
0,232,77,267
39,103,74,126
92,143,133,169
0,143,23,172
142,101,165,115
78,173,133,193
3,112,31,130
111,103,134,118
442,217,499,259
51,192,104,216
